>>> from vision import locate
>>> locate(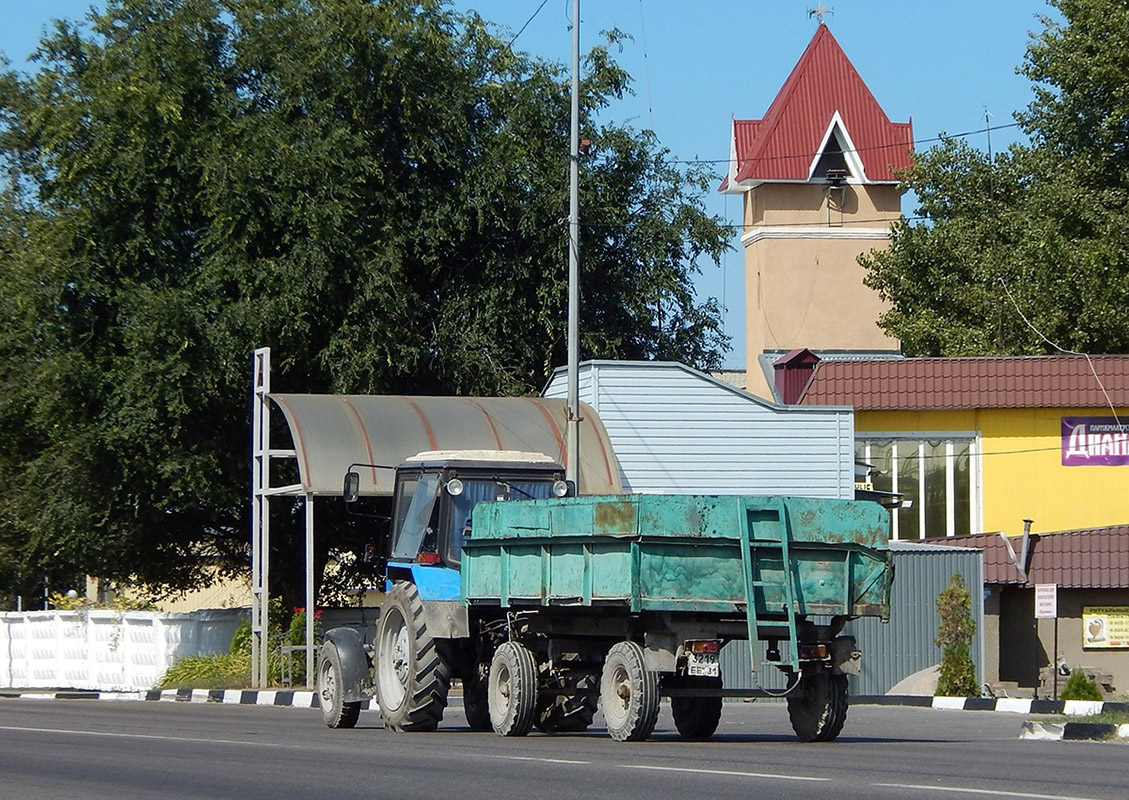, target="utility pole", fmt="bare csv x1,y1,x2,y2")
566,0,581,488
